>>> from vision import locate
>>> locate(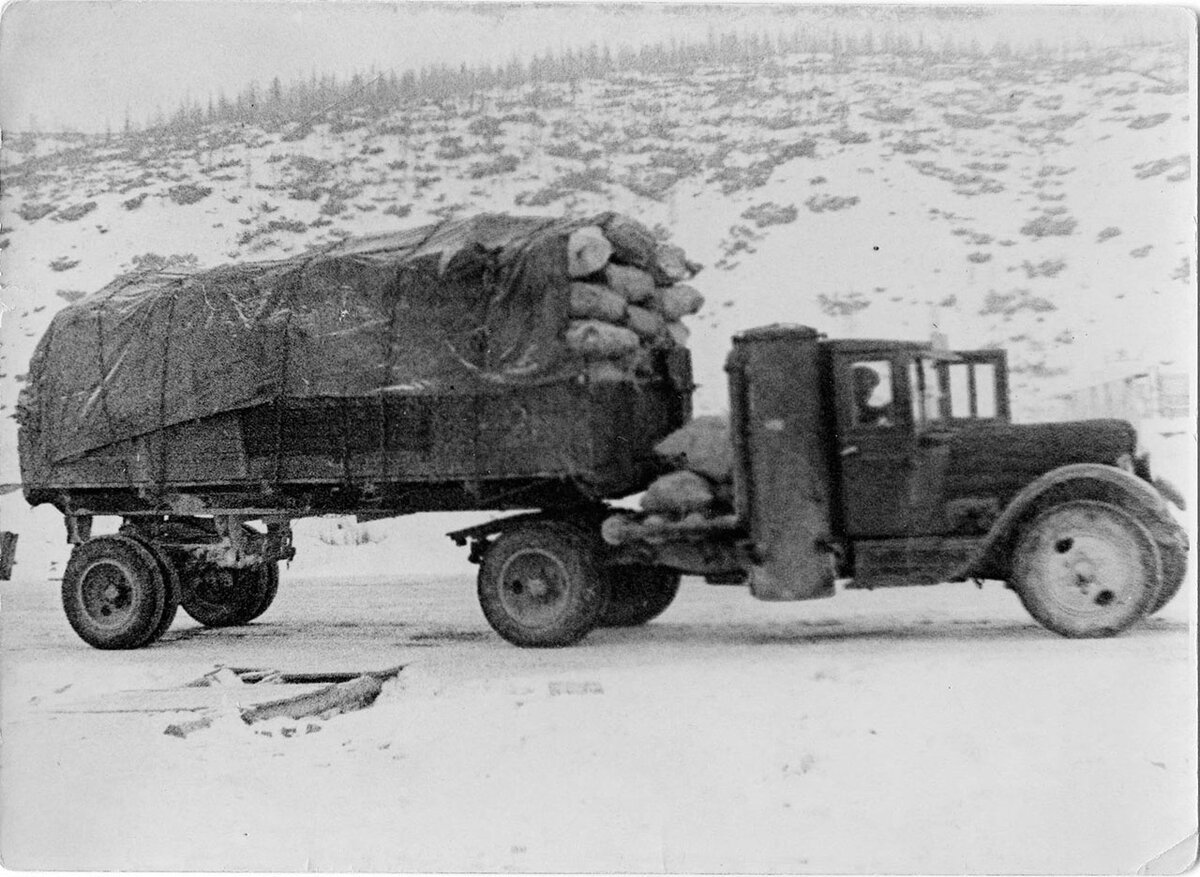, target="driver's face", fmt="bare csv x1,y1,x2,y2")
853,371,879,402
